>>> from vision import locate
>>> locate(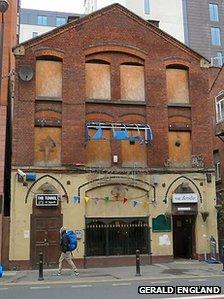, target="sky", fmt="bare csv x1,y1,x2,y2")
21,0,85,13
